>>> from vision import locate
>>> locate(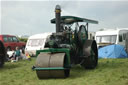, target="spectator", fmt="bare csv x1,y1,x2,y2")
15,47,21,61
